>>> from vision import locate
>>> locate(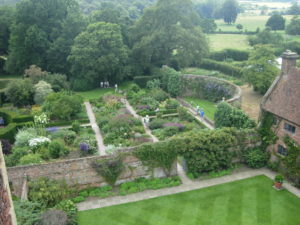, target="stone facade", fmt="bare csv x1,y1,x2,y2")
0,145,17,225
7,147,177,197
